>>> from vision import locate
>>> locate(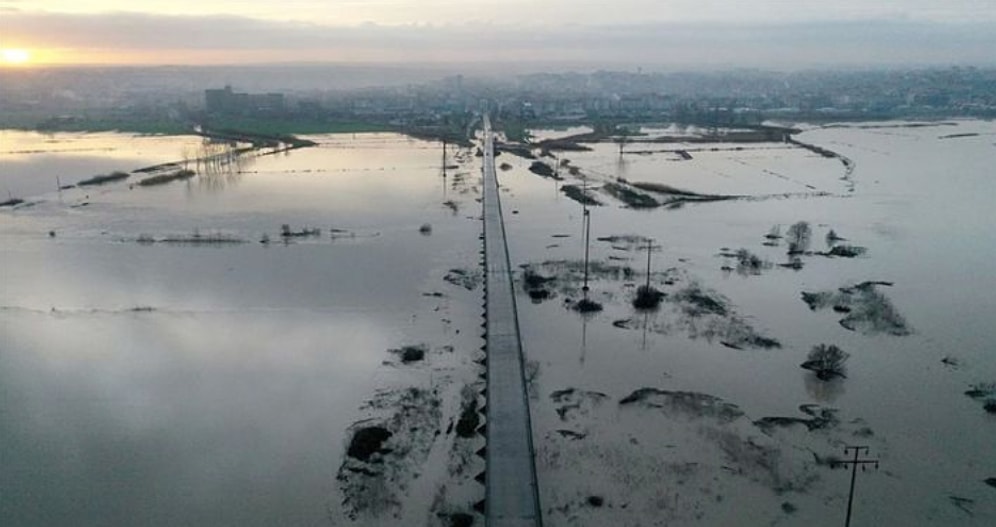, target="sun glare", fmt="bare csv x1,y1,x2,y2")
1,48,31,65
